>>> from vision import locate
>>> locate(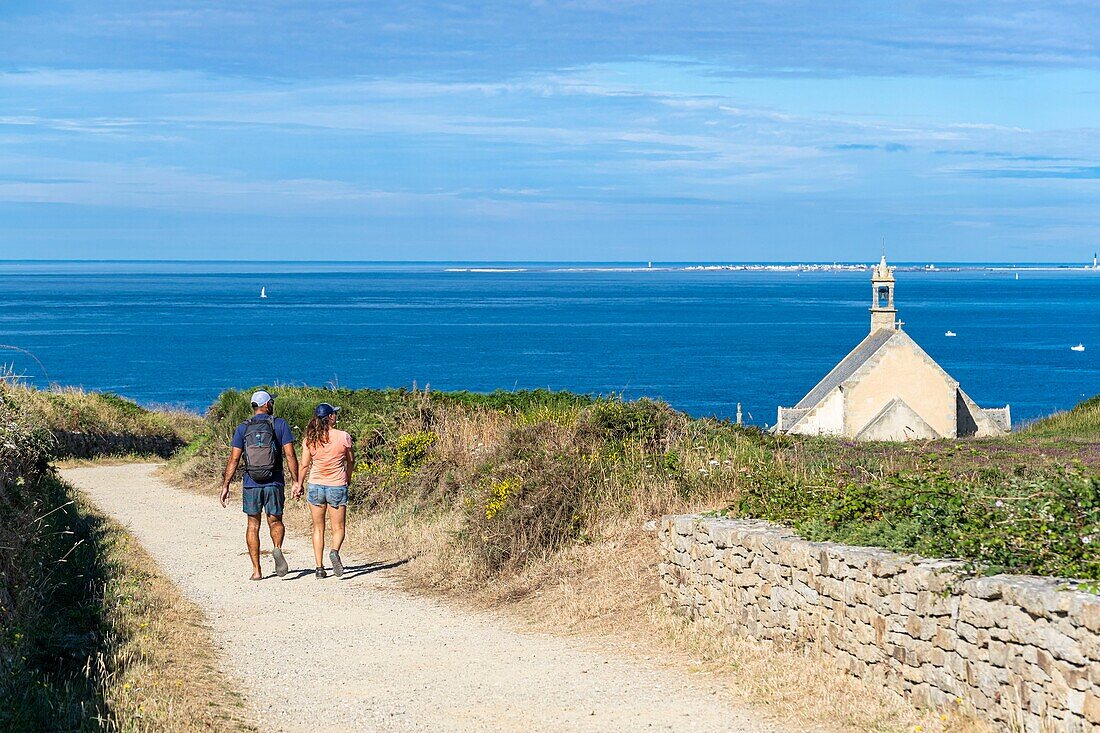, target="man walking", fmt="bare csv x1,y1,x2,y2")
220,390,300,580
